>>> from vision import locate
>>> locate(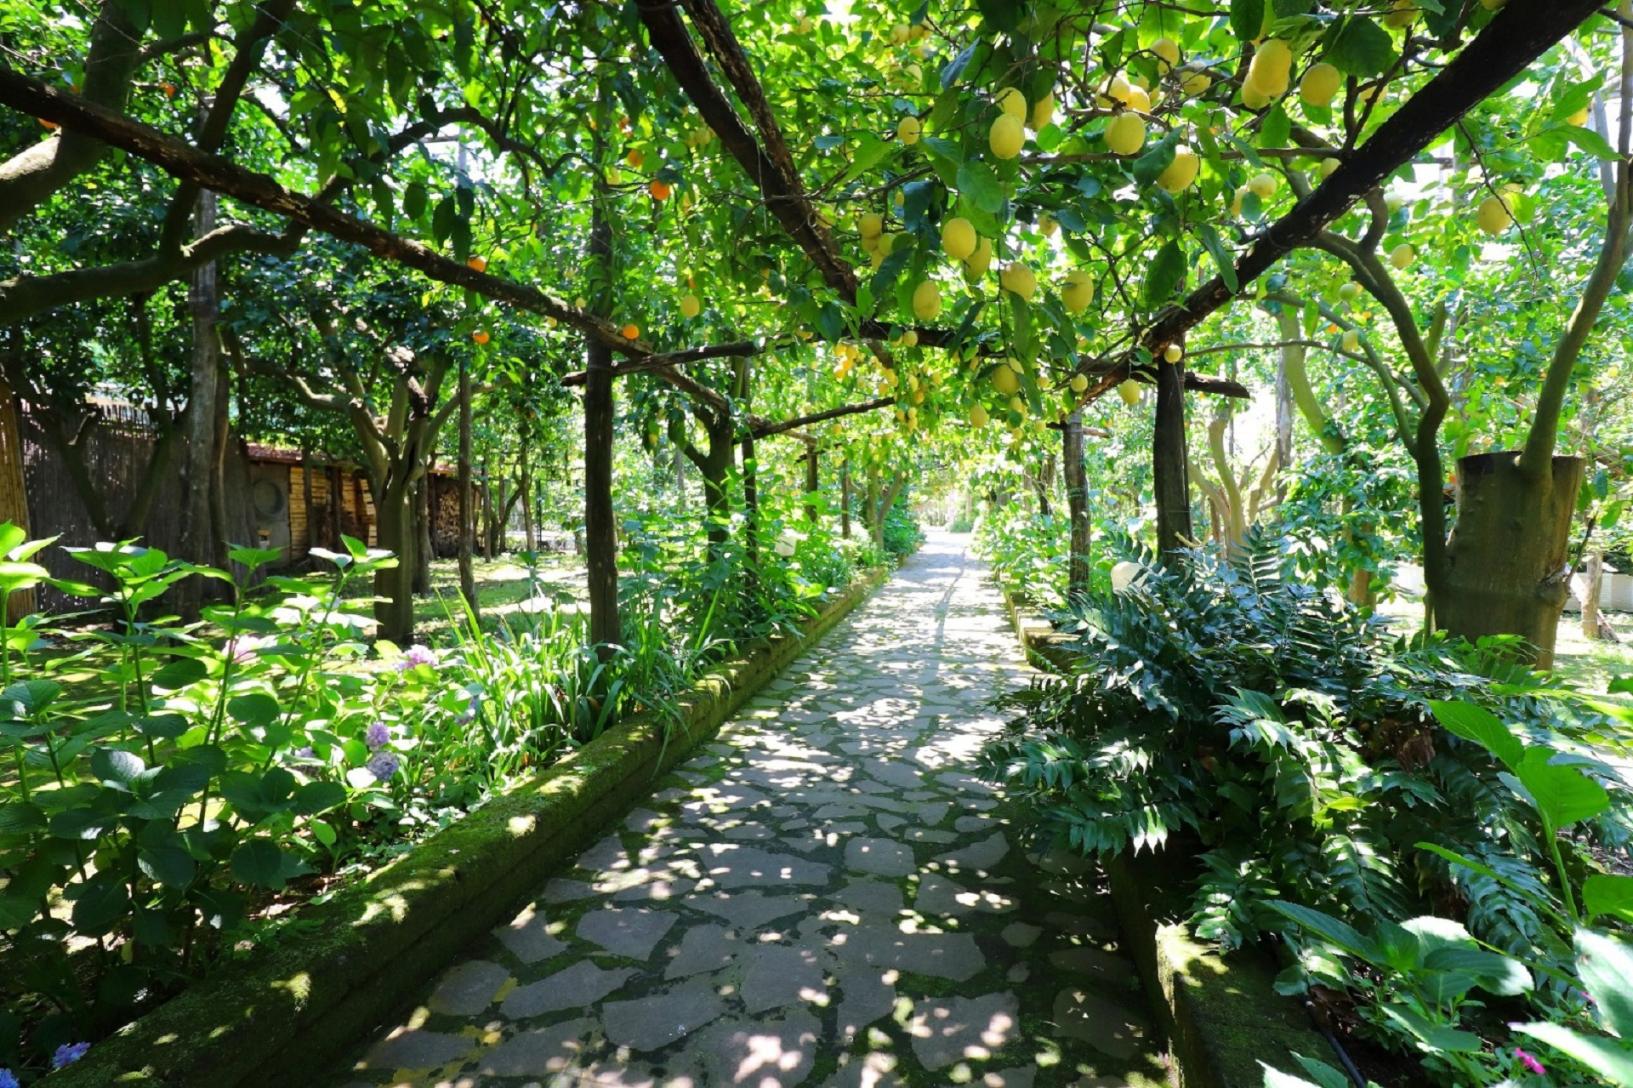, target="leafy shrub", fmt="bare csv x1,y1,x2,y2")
879,494,924,559
982,534,1633,1085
